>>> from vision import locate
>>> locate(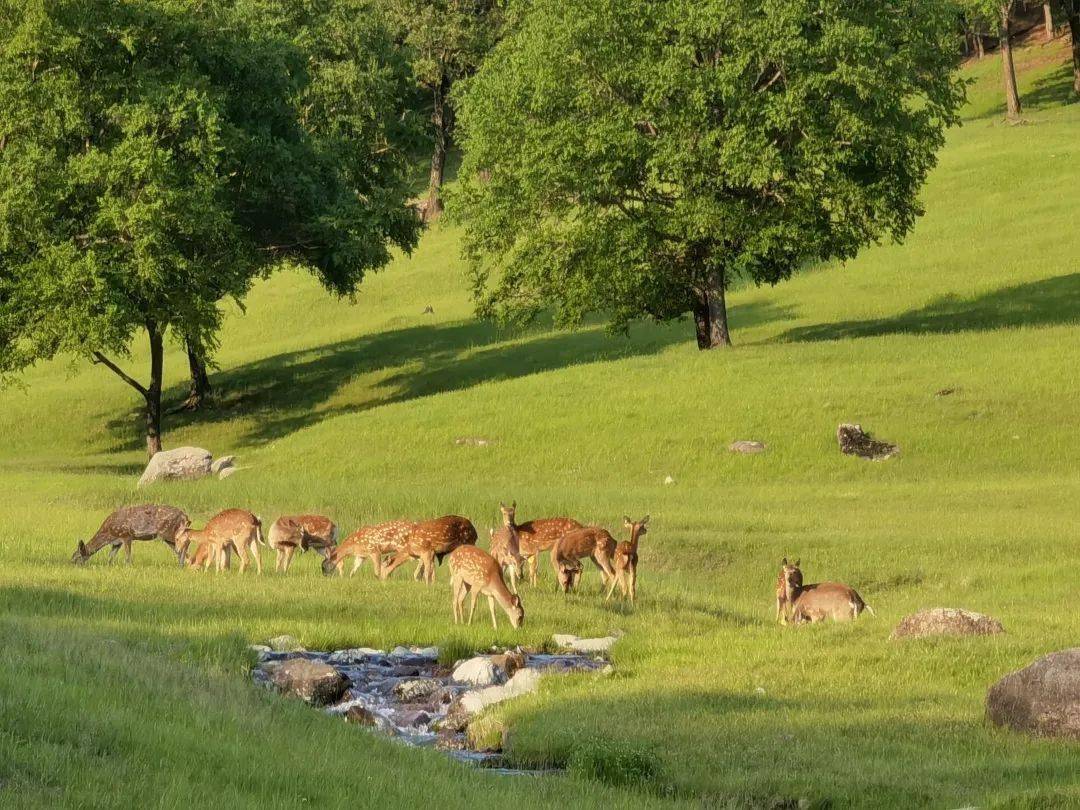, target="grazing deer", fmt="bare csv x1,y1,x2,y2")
550,525,617,593
72,505,191,566
775,559,873,624
489,502,525,594
178,509,263,574
322,520,414,577
188,539,230,570
509,509,583,586
267,514,338,573
380,515,477,584
448,545,524,630
606,515,648,602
